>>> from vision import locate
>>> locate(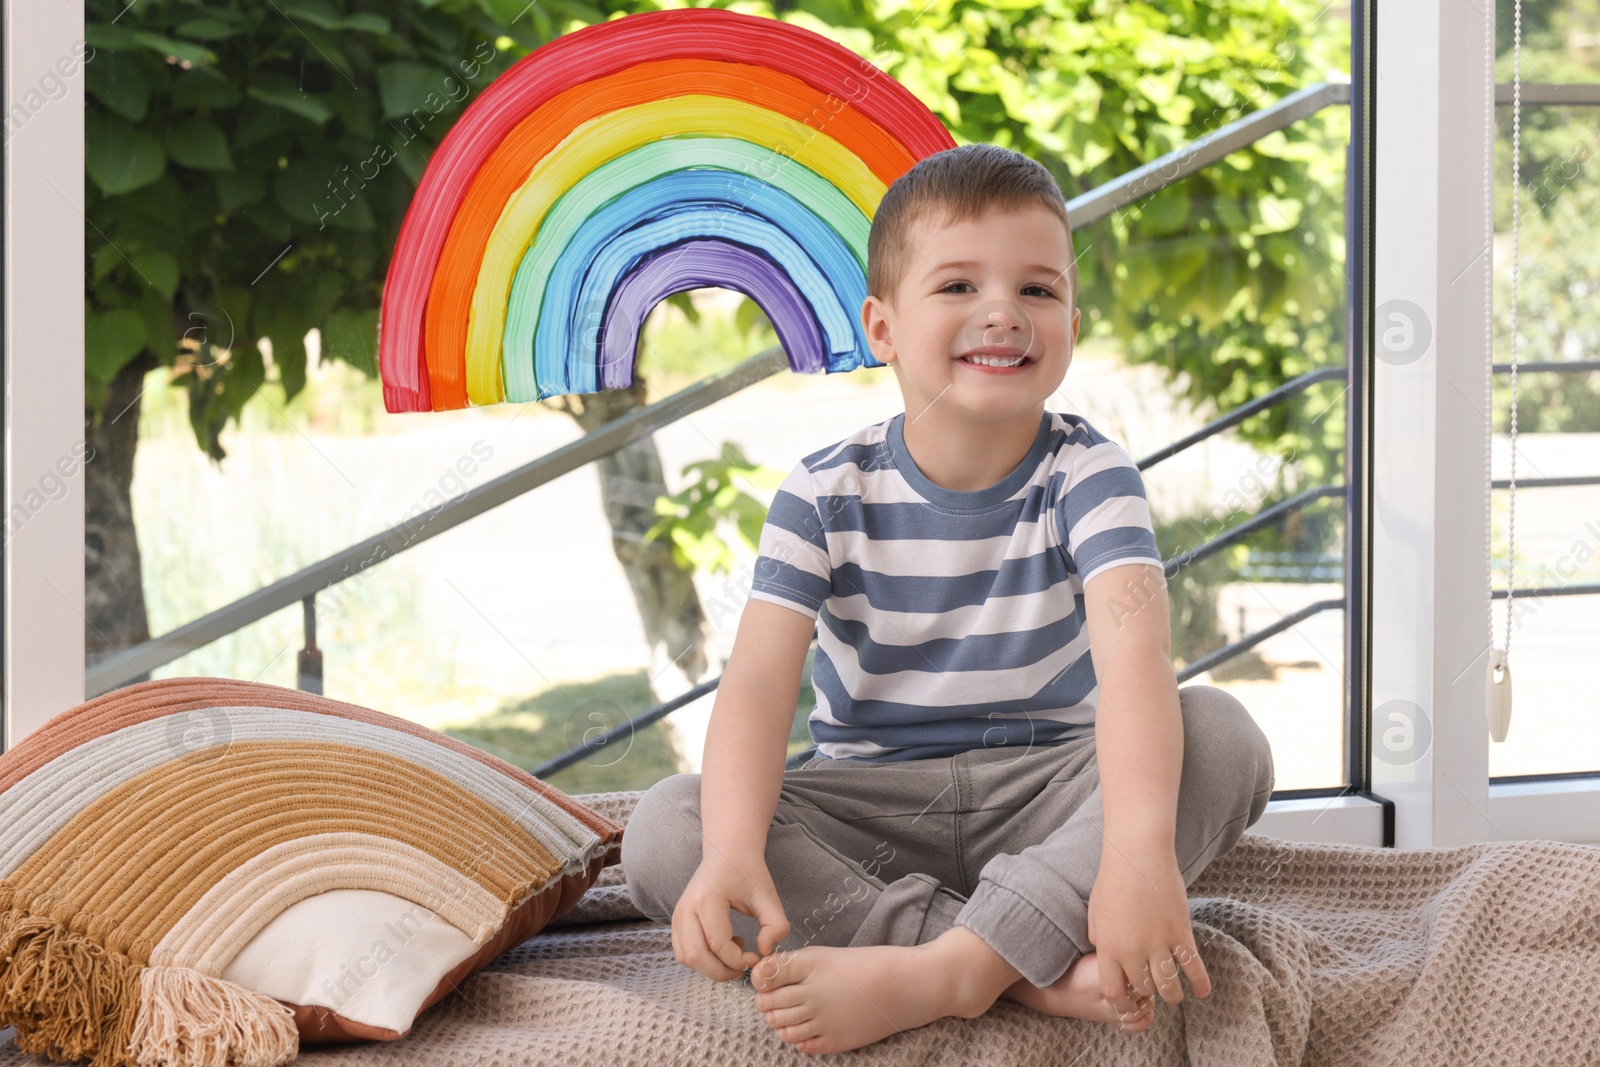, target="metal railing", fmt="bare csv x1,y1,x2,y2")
86,346,791,694
92,81,1600,777
528,362,1360,776
91,79,1358,697
543,102,1600,775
